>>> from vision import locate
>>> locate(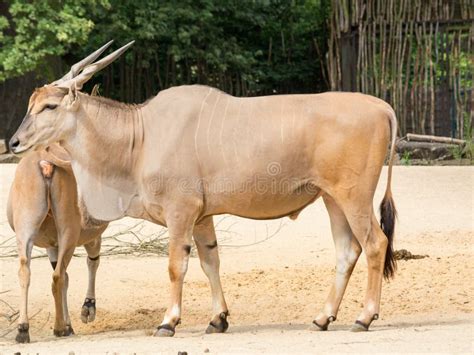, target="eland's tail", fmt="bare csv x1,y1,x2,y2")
380,109,398,279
